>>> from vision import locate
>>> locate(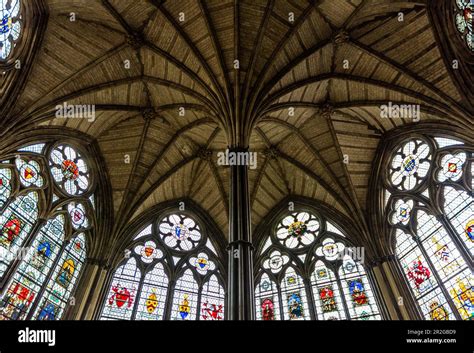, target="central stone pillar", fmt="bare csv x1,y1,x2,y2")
227,147,255,320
